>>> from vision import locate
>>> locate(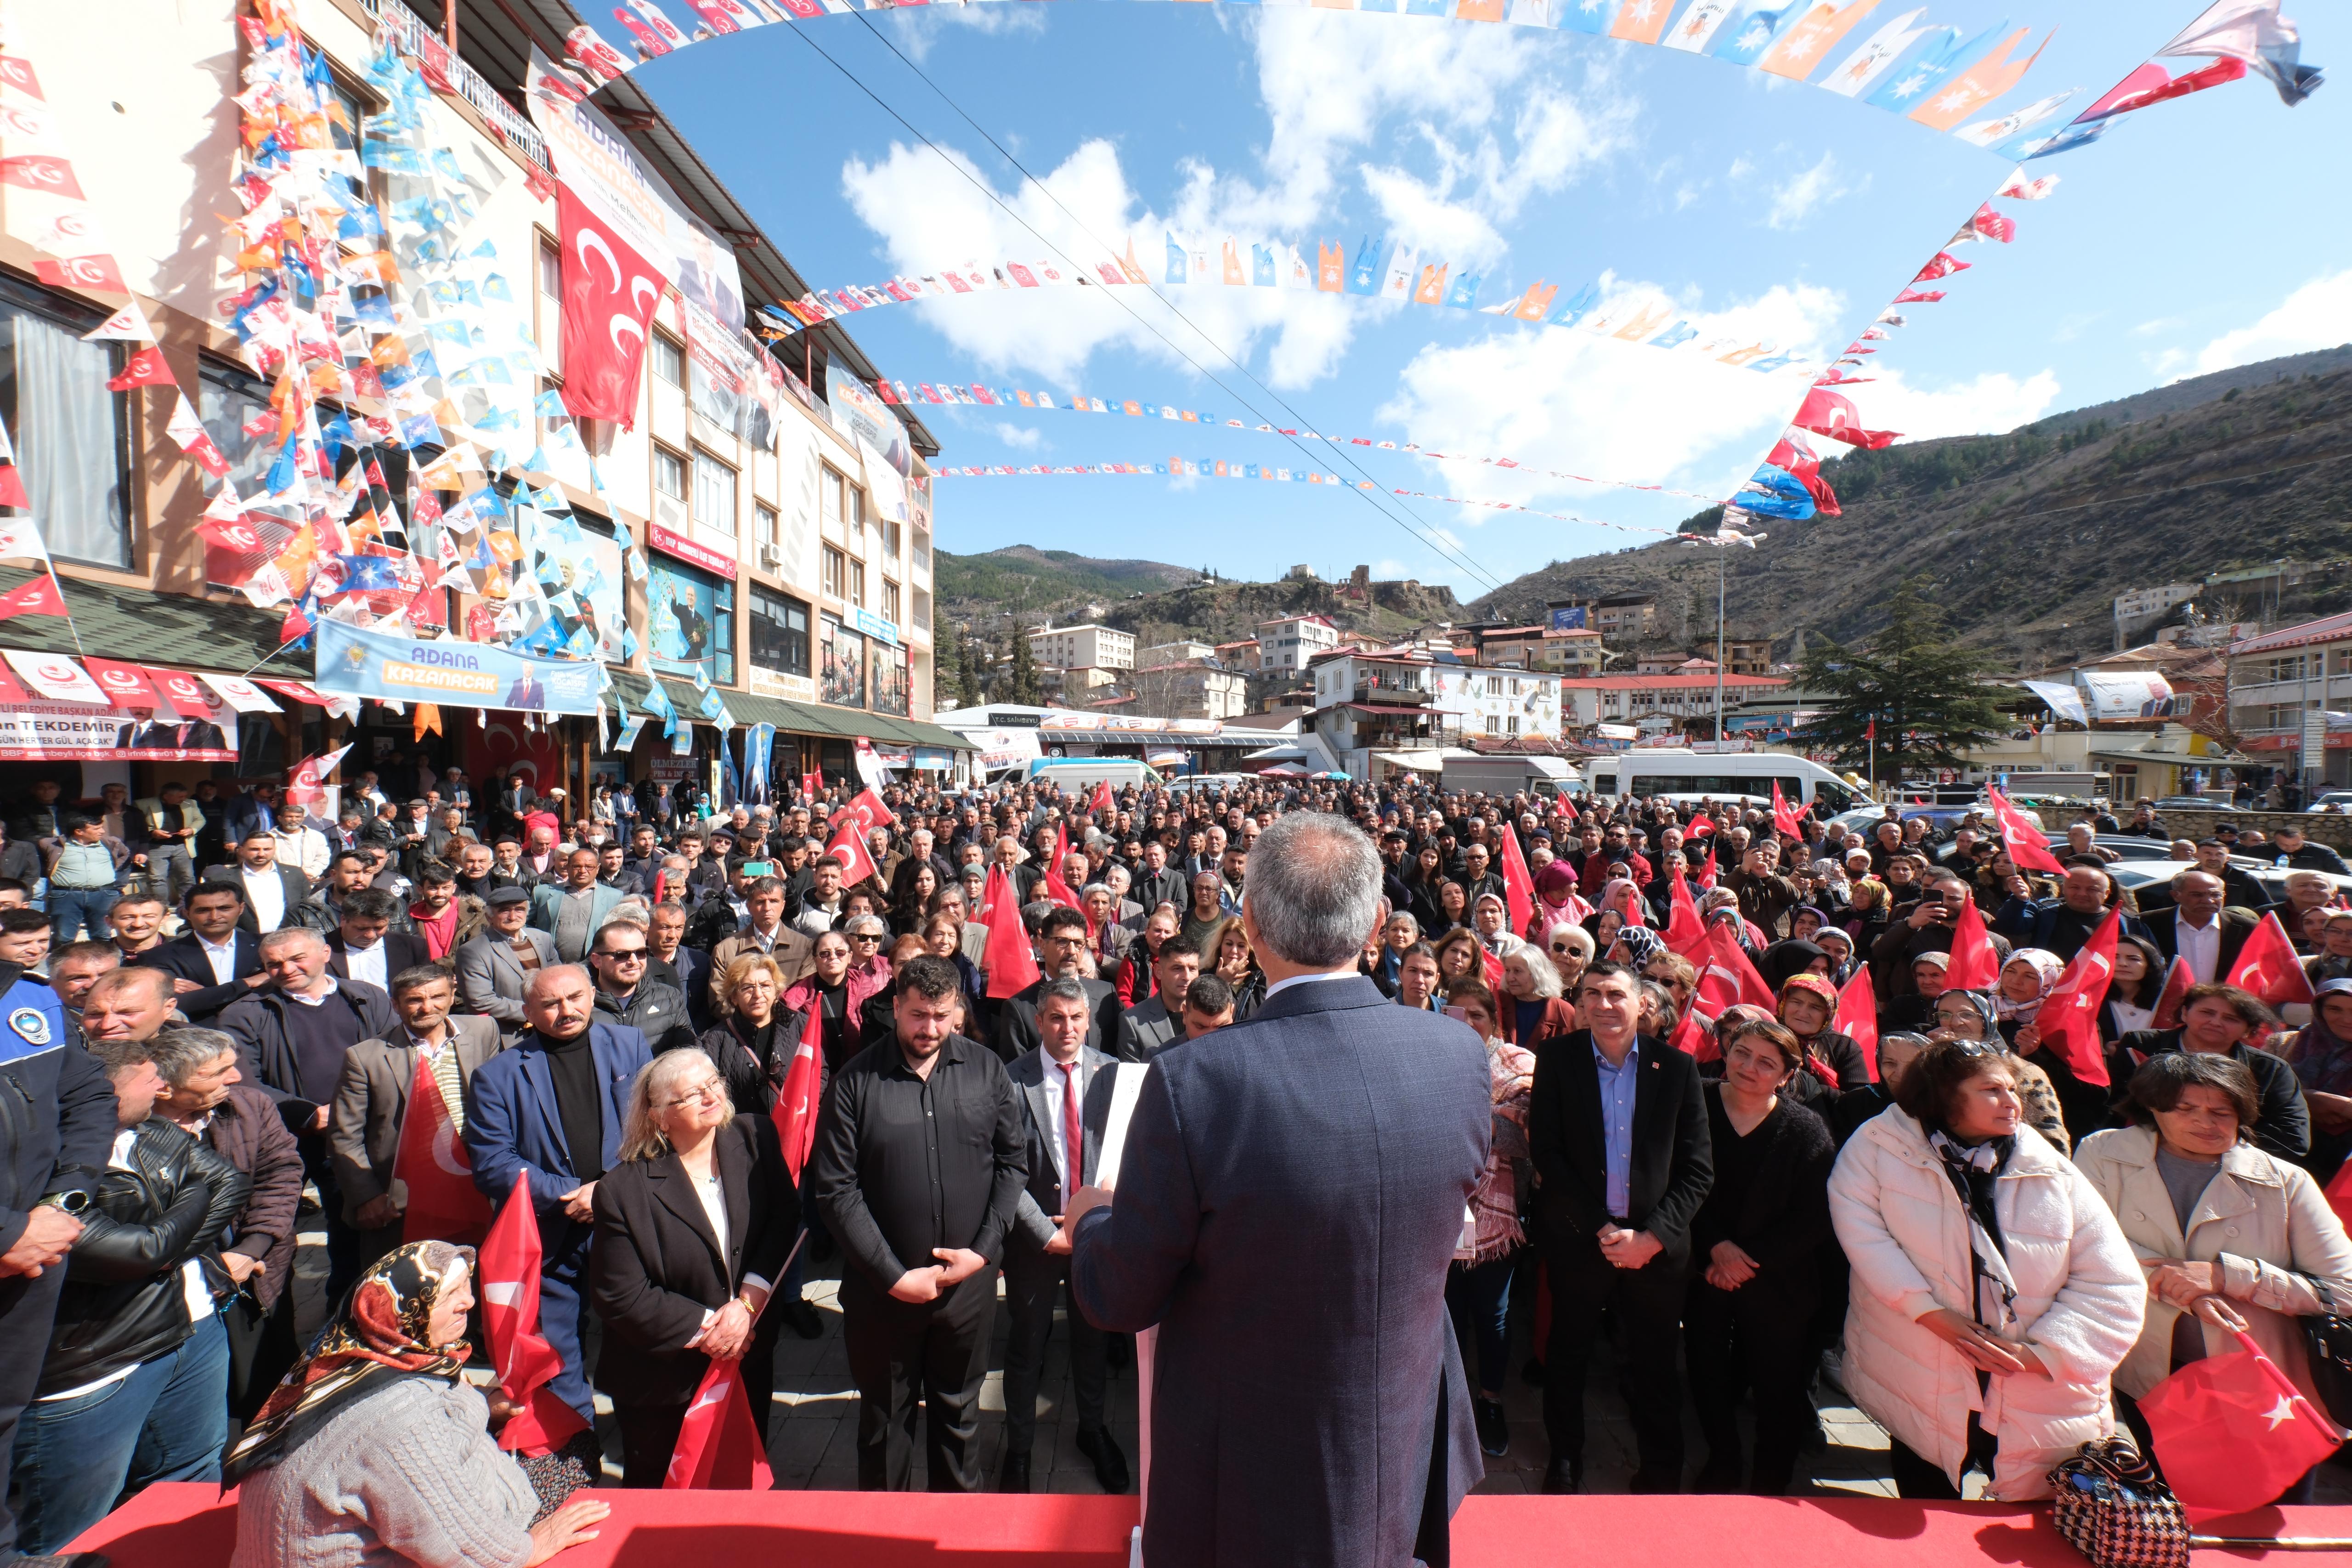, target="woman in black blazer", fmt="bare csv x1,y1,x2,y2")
590,1047,798,1487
